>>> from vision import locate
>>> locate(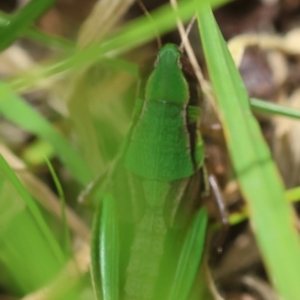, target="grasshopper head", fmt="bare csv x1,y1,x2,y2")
145,43,189,105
